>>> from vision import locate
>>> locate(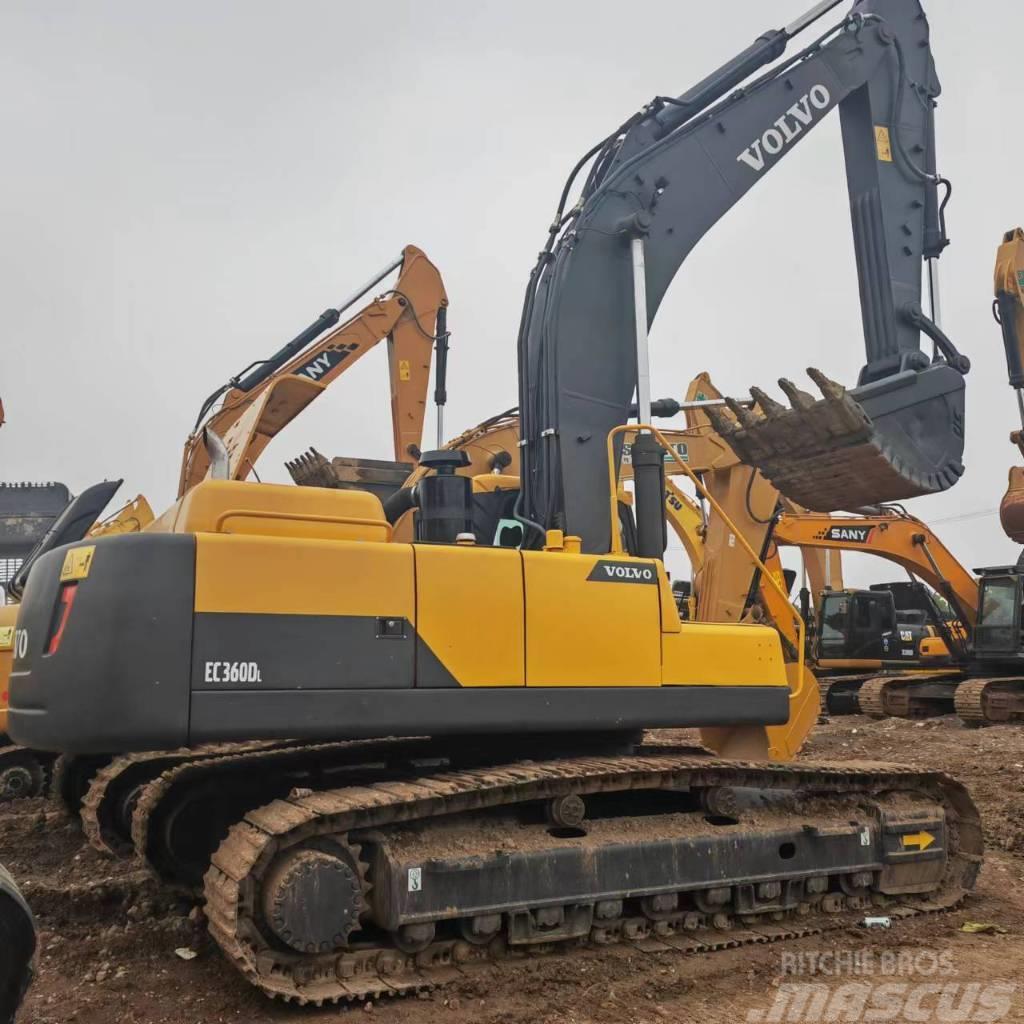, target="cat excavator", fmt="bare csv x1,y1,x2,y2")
9,0,981,1006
